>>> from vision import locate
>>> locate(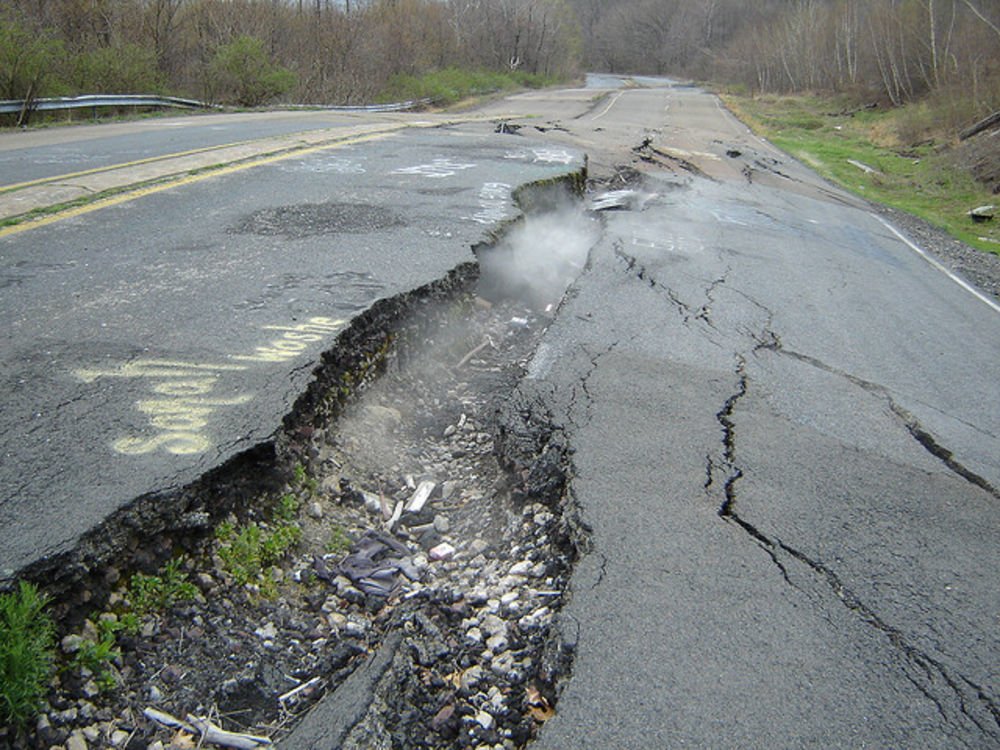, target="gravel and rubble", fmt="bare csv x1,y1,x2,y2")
2,238,584,750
